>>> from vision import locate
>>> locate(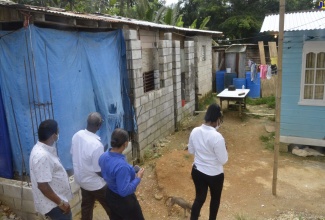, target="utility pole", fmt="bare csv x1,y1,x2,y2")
272,0,285,195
